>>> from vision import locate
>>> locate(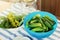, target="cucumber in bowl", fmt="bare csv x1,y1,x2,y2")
27,14,56,32
24,11,57,38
